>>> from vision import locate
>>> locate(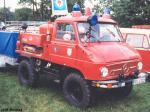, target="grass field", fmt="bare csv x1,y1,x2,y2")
0,71,150,112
